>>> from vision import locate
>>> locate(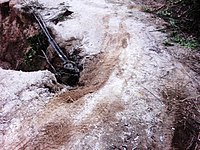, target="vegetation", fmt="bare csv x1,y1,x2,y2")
142,1,200,149
143,0,200,49
25,32,48,69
